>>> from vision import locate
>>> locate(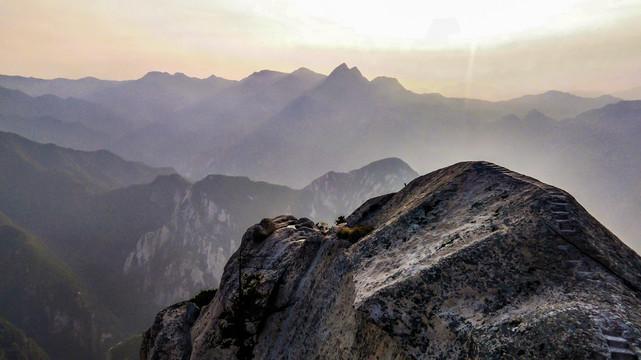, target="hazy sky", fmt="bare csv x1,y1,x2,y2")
1,0,640,100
